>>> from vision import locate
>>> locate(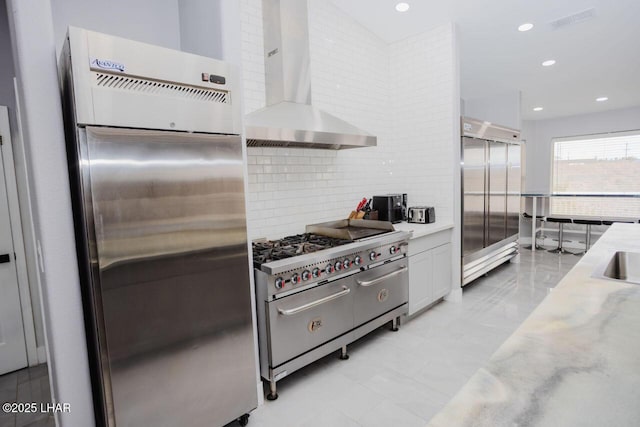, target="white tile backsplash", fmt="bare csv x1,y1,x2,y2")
240,0,458,240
